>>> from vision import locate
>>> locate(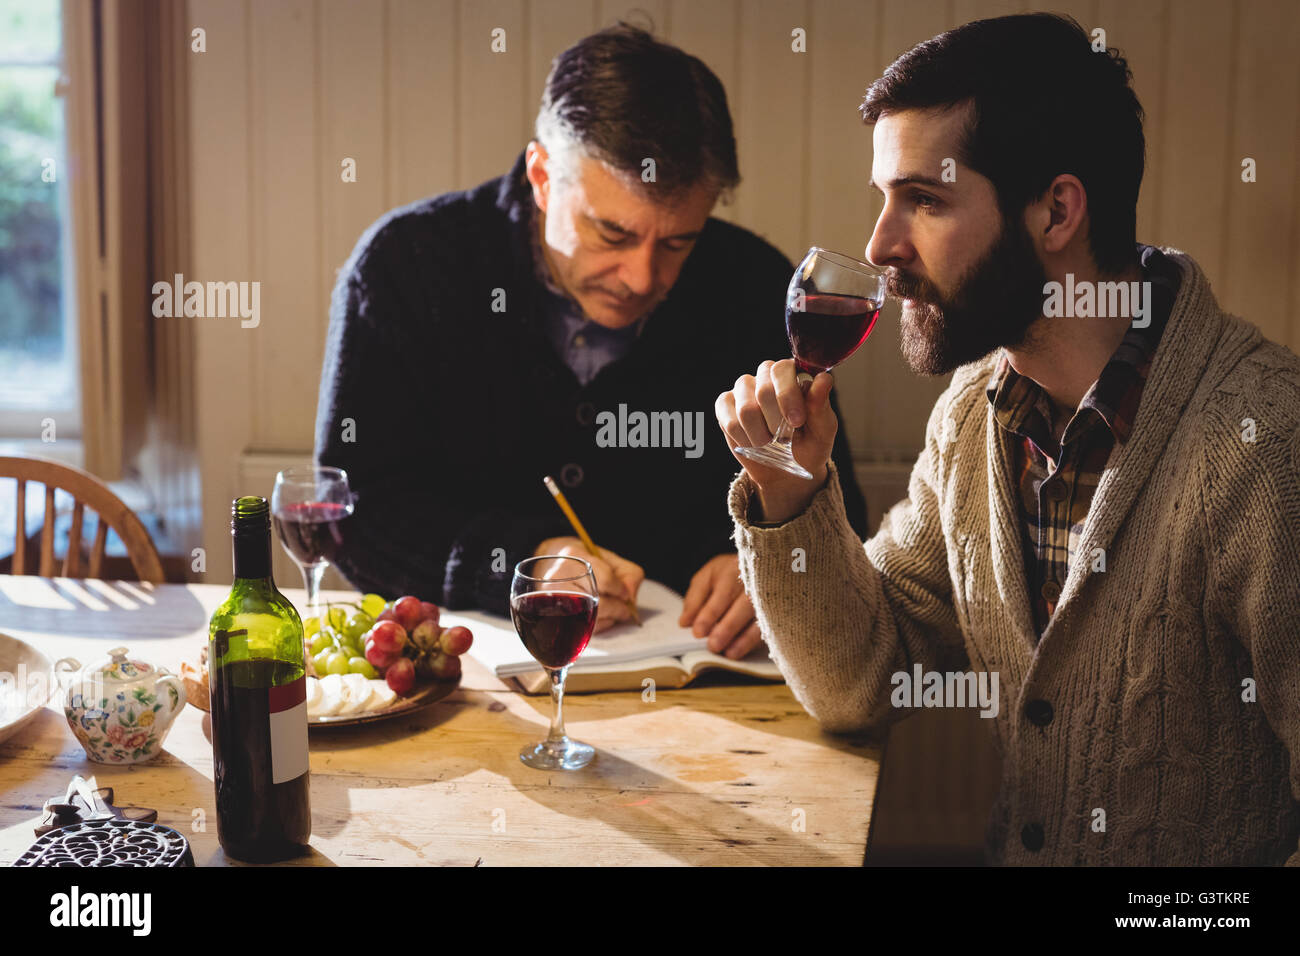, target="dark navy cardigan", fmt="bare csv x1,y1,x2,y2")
315,151,868,613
